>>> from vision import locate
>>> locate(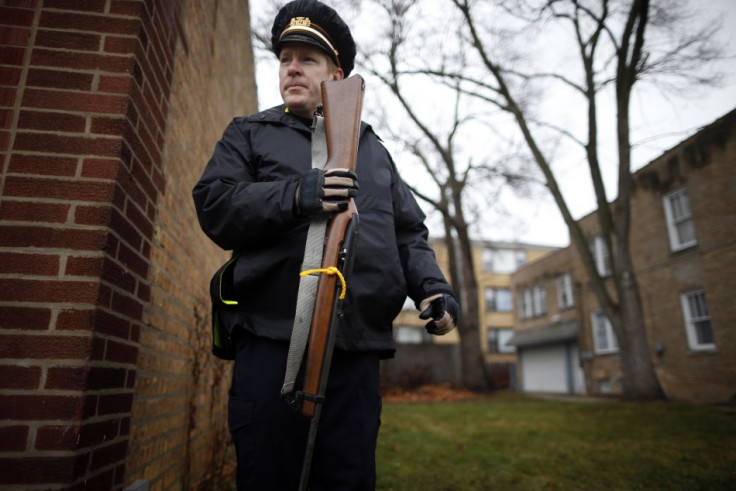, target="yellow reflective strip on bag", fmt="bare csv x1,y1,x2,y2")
220,257,238,305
